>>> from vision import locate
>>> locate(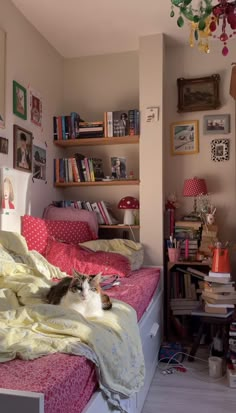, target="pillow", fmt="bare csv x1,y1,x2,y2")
0,230,28,255
21,215,95,255
80,239,144,271
43,205,99,237
45,237,131,277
